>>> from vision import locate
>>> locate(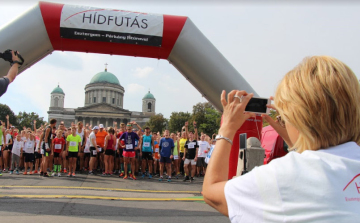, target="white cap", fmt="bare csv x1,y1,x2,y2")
92,126,99,130
99,124,104,128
